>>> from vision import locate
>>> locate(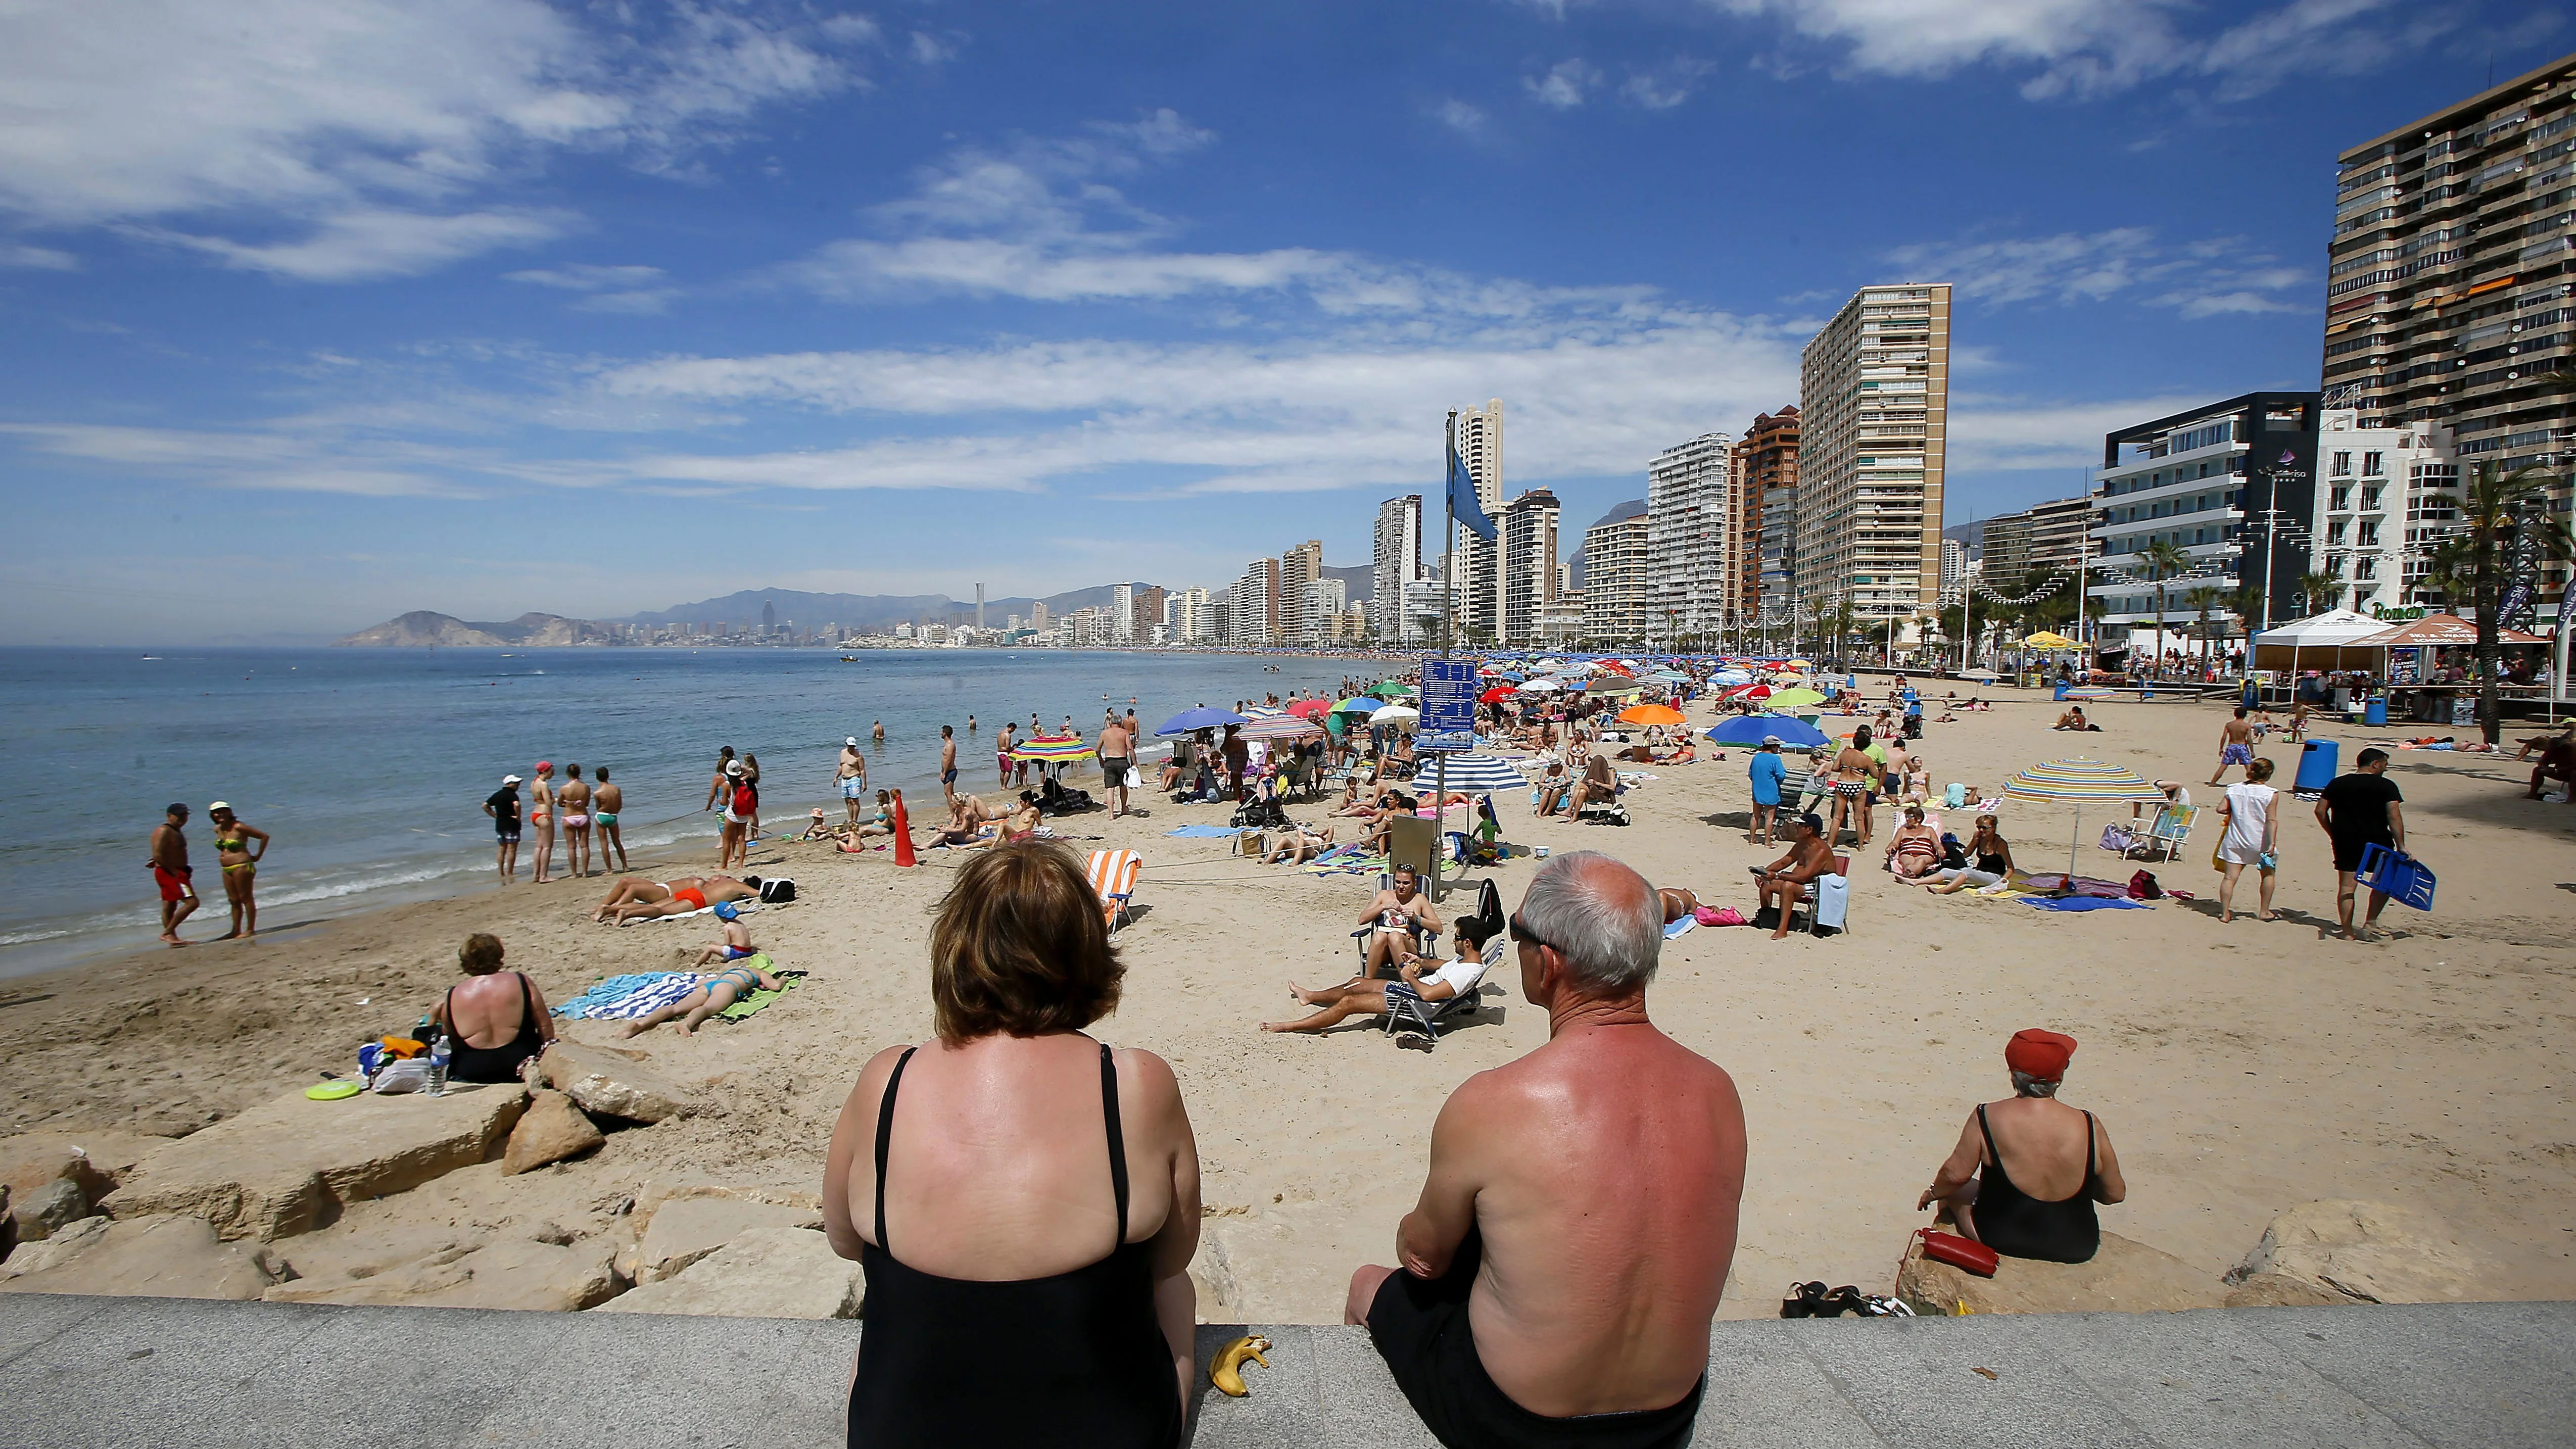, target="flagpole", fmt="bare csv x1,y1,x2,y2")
1433,410,1455,908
